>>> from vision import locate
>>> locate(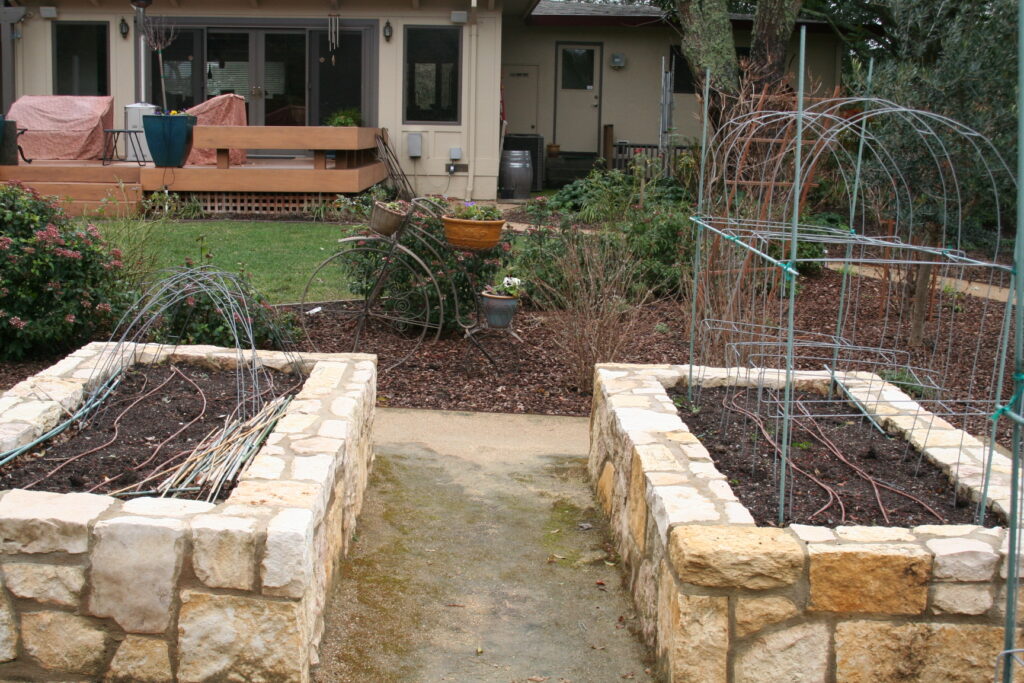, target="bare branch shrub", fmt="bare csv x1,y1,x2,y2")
537,231,652,391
